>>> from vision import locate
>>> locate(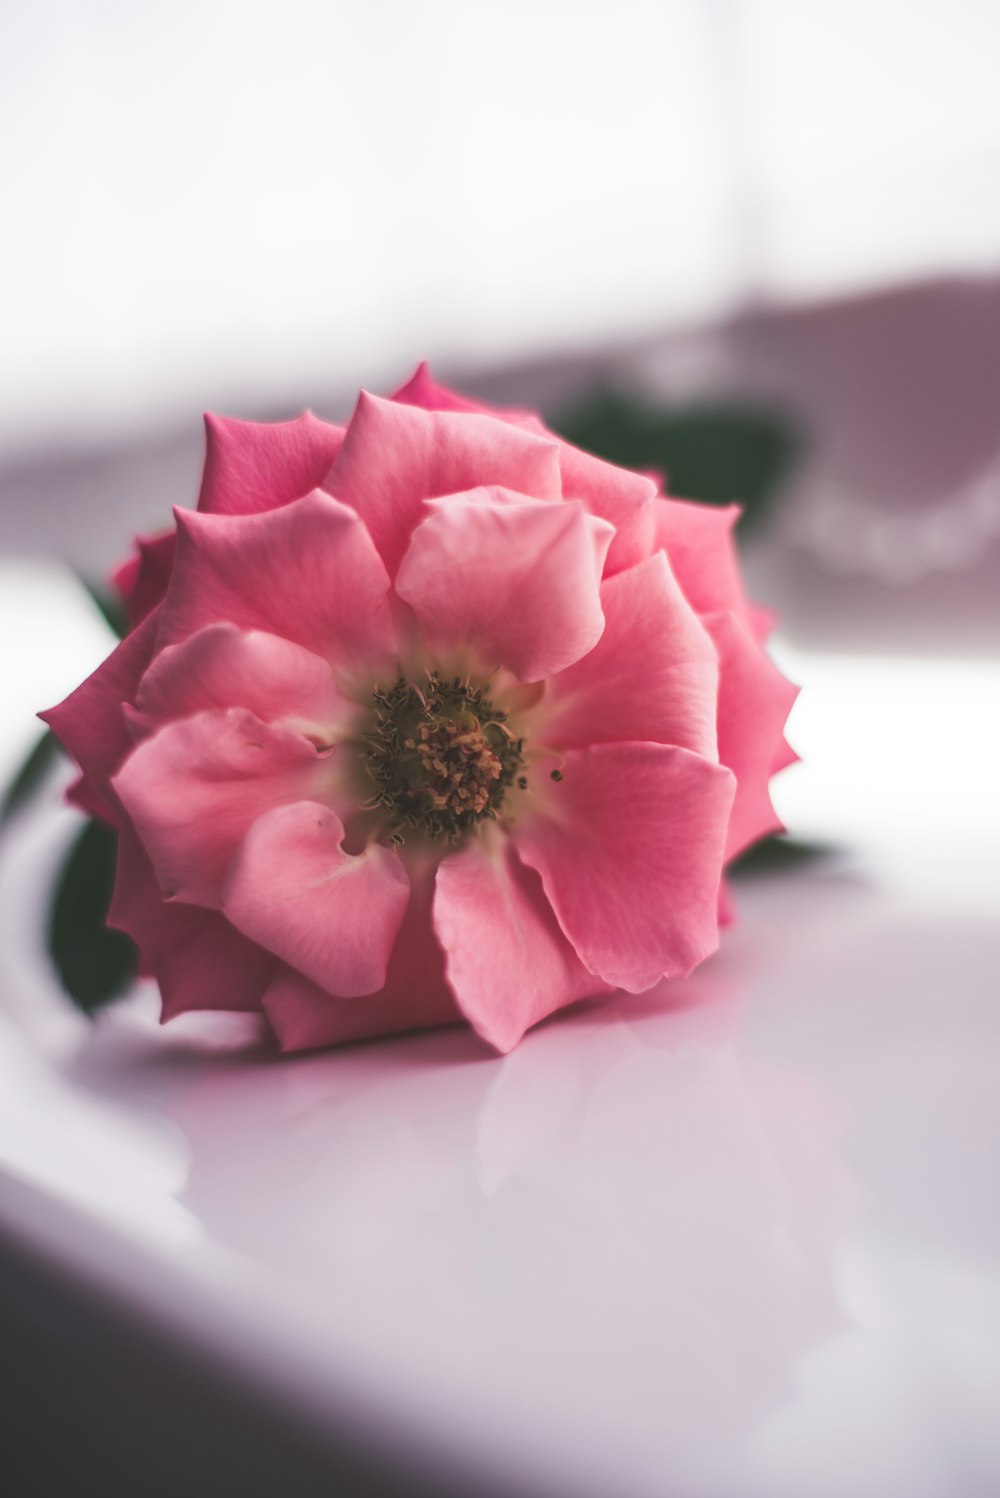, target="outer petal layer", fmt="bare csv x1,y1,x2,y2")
112,709,333,907
262,858,459,1050
224,802,409,998
515,743,735,992
434,836,609,1053
112,530,177,628
655,499,748,623
198,411,345,517
40,608,161,820
160,491,396,677
326,392,563,577
706,610,800,861
396,489,613,681
110,825,275,1018
539,552,718,758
